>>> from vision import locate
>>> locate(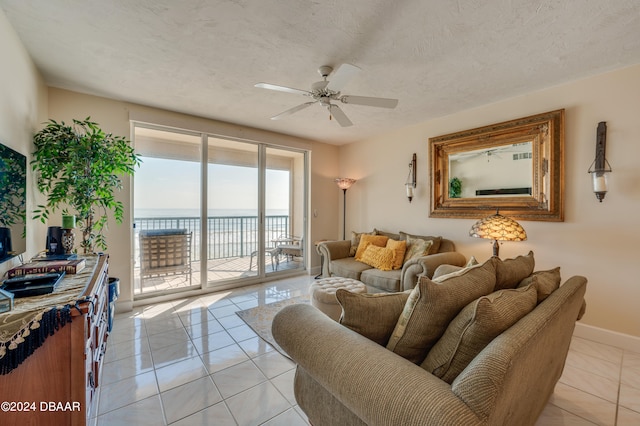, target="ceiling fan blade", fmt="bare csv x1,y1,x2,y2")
271,102,317,120
255,82,310,96
328,104,353,127
340,95,398,109
326,64,361,92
